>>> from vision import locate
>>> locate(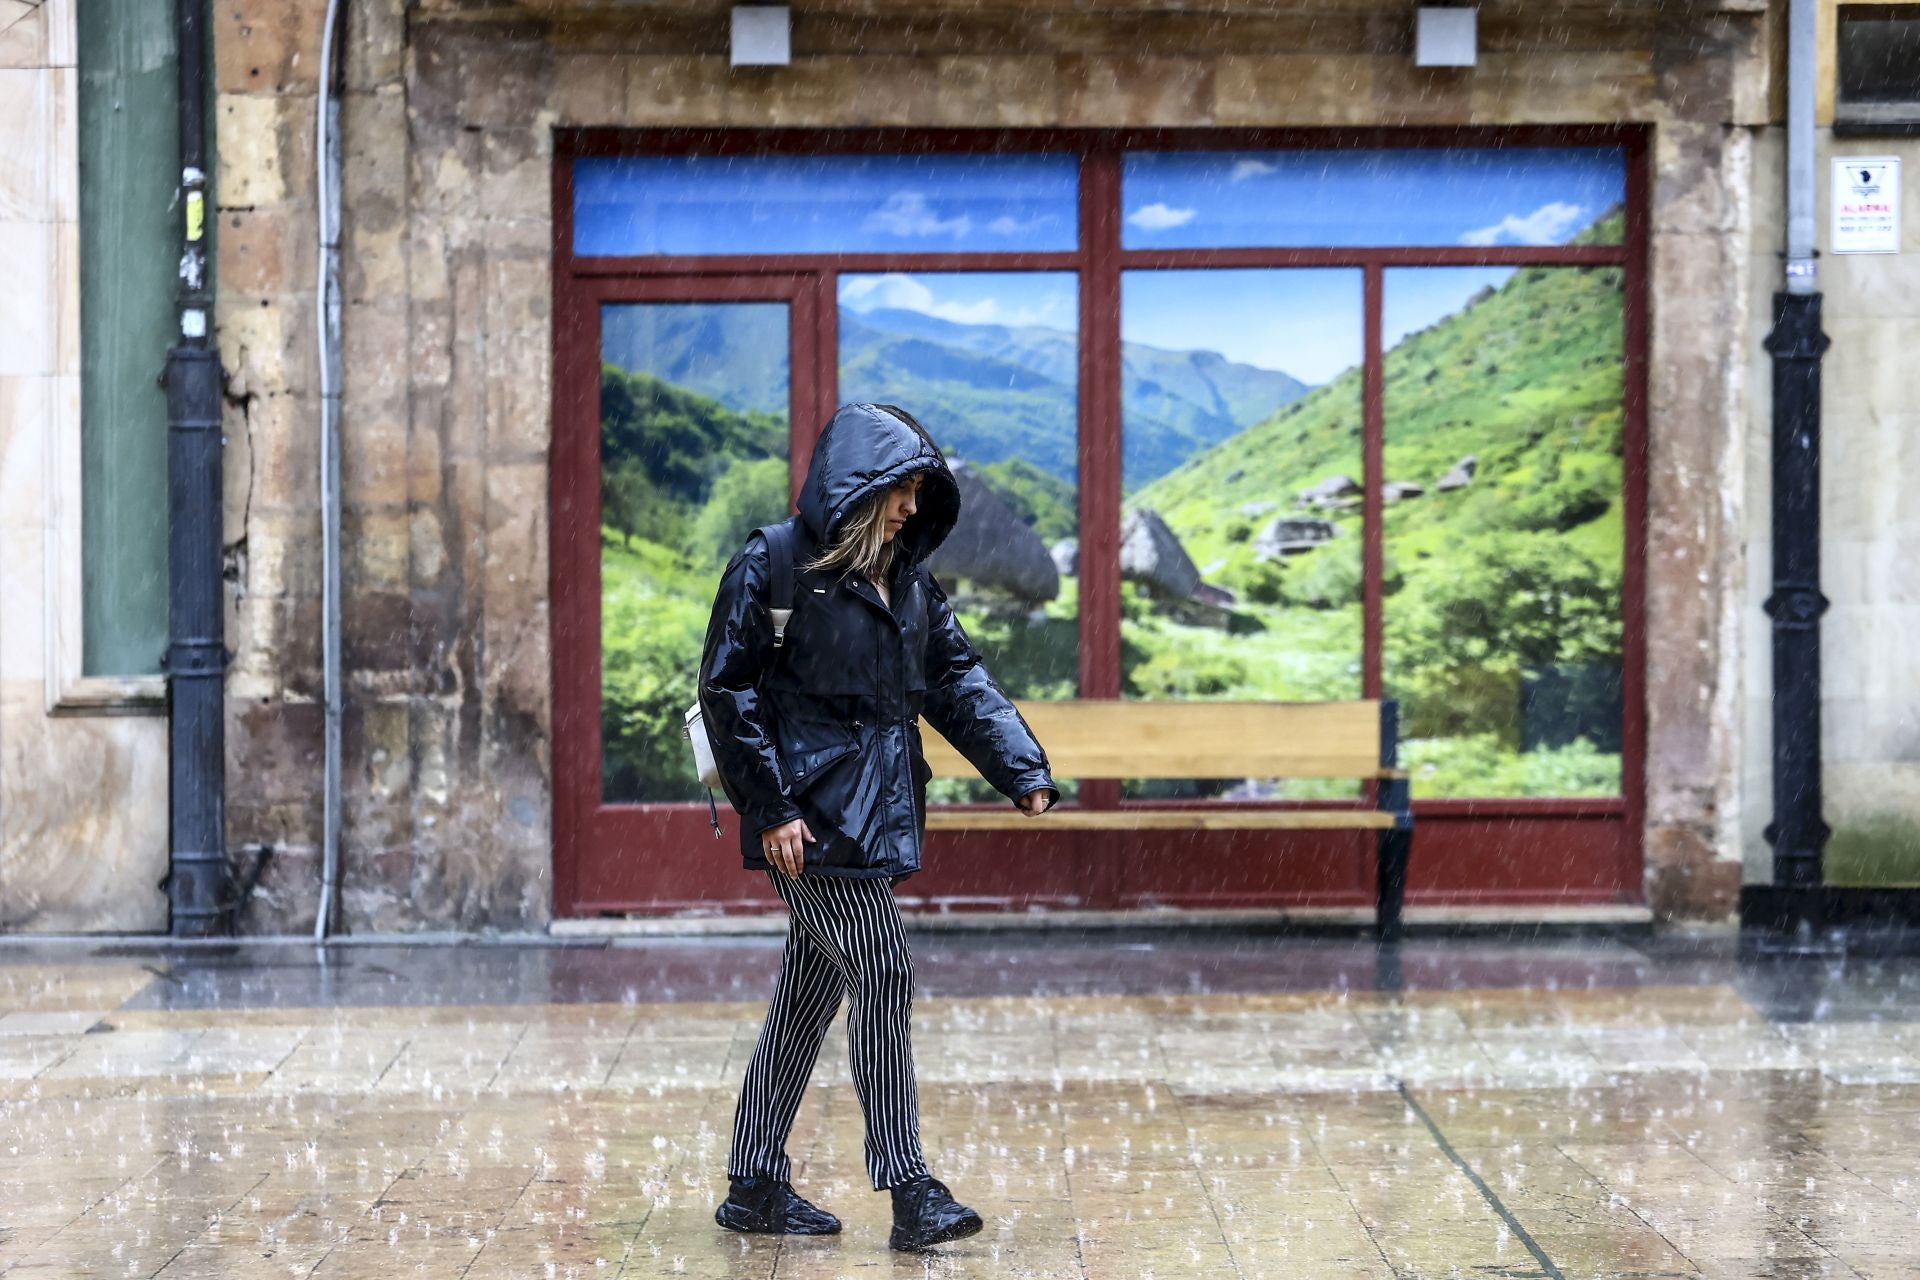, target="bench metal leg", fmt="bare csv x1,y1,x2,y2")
1375,825,1411,943
1375,700,1411,944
